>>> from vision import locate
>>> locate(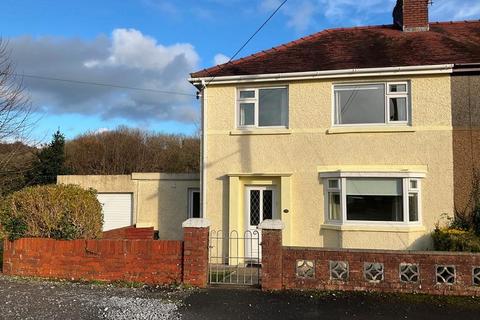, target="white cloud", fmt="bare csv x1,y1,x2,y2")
94,127,110,134
9,29,199,123
85,29,199,70
262,0,480,32
259,0,401,31
286,1,317,32
213,53,230,65
430,0,480,21
320,0,395,20
259,0,317,32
